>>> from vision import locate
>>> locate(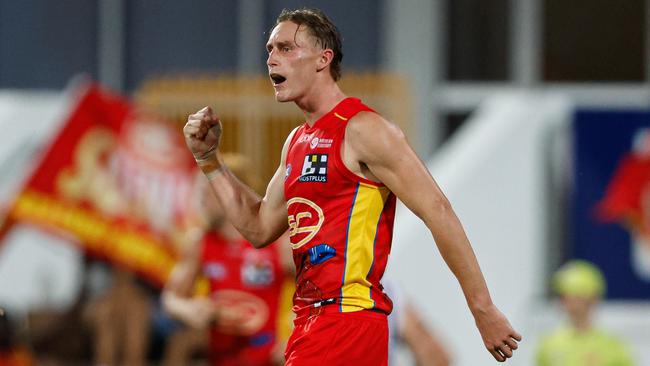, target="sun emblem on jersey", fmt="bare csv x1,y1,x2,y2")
287,197,324,249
